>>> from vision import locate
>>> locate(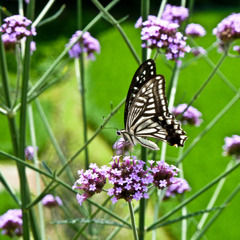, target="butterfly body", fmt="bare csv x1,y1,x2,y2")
117,59,187,151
